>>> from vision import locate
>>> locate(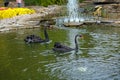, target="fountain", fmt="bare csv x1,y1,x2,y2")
56,0,102,27
63,0,86,26
67,0,80,22
66,0,85,22
56,0,86,27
